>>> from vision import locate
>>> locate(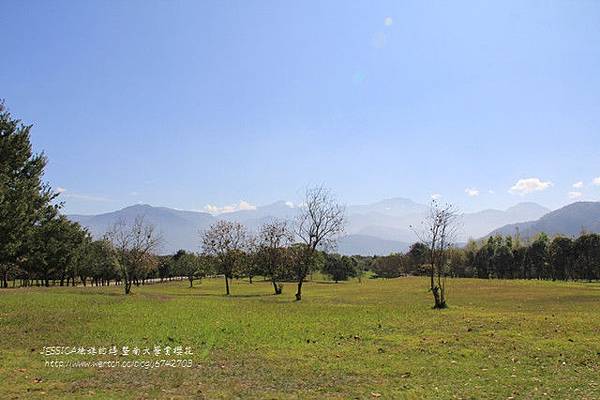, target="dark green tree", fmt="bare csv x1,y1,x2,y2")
322,254,357,283
523,233,549,280
0,101,58,287
549,237,574,281
573,234,600,282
